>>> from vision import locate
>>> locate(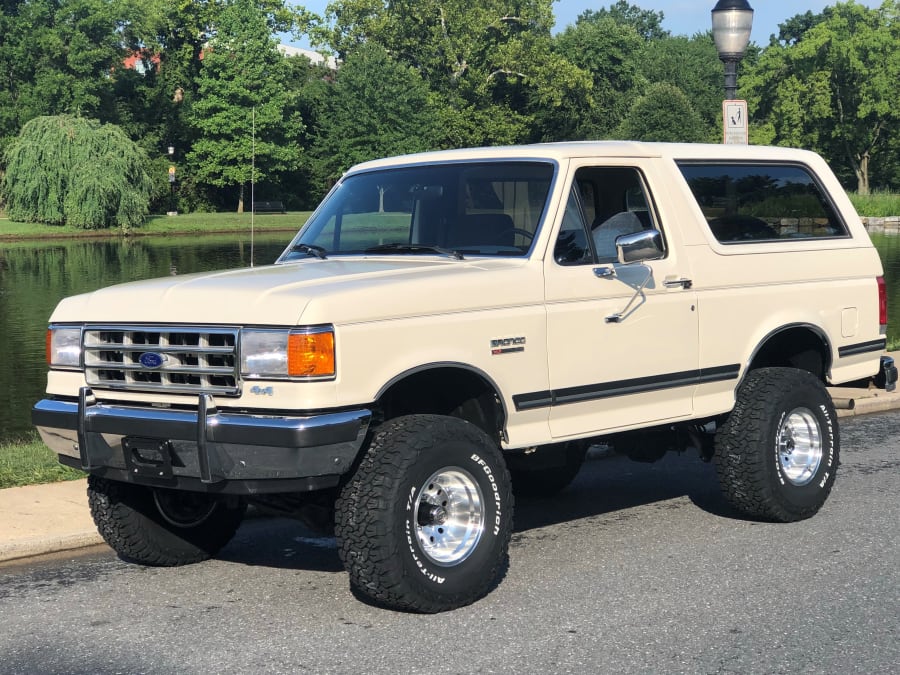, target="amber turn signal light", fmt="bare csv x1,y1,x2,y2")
287,331,335,378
